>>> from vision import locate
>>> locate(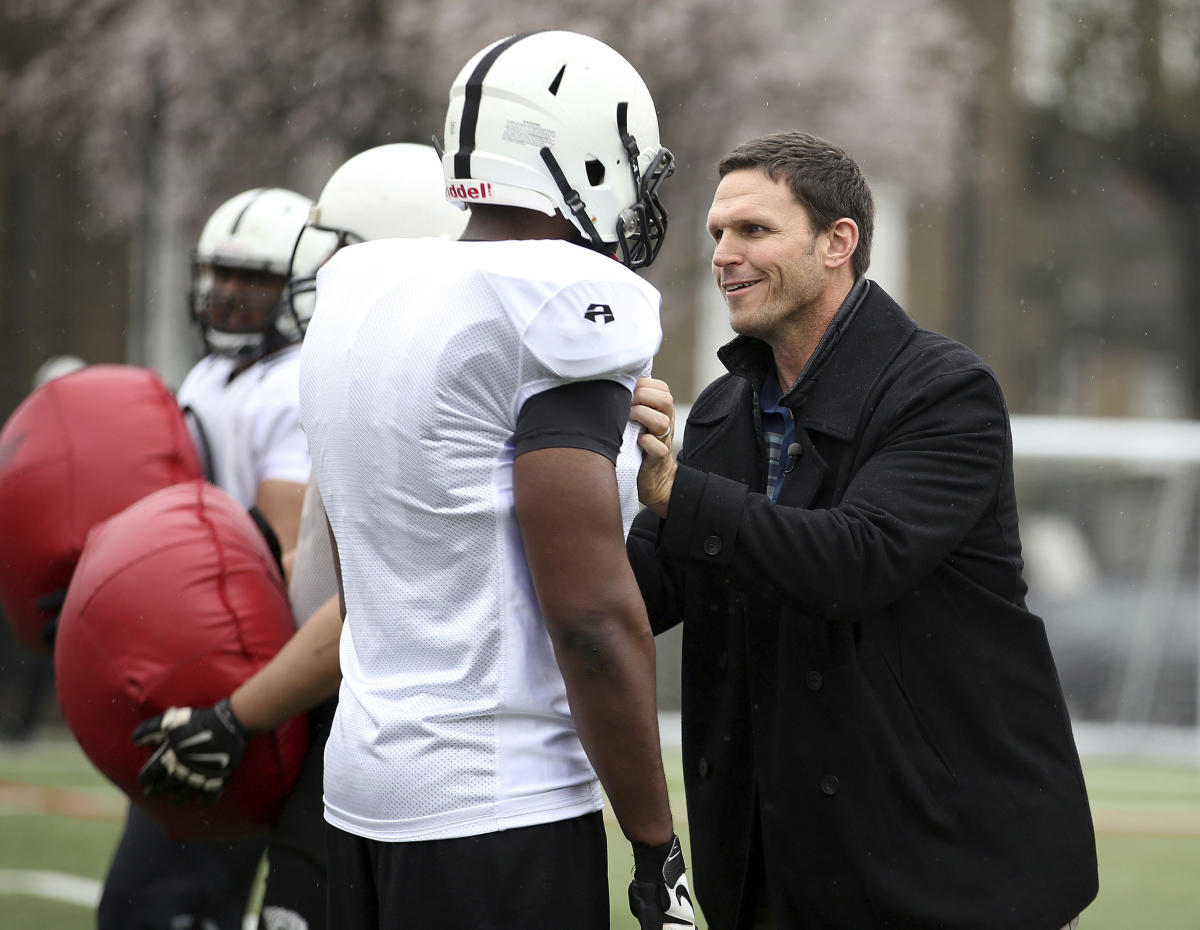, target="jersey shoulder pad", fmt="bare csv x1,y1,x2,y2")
517,251,662,382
